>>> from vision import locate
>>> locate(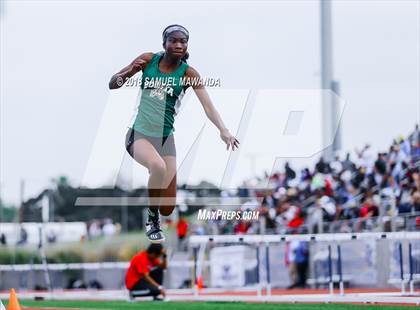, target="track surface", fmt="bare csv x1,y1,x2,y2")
1,288,419,308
